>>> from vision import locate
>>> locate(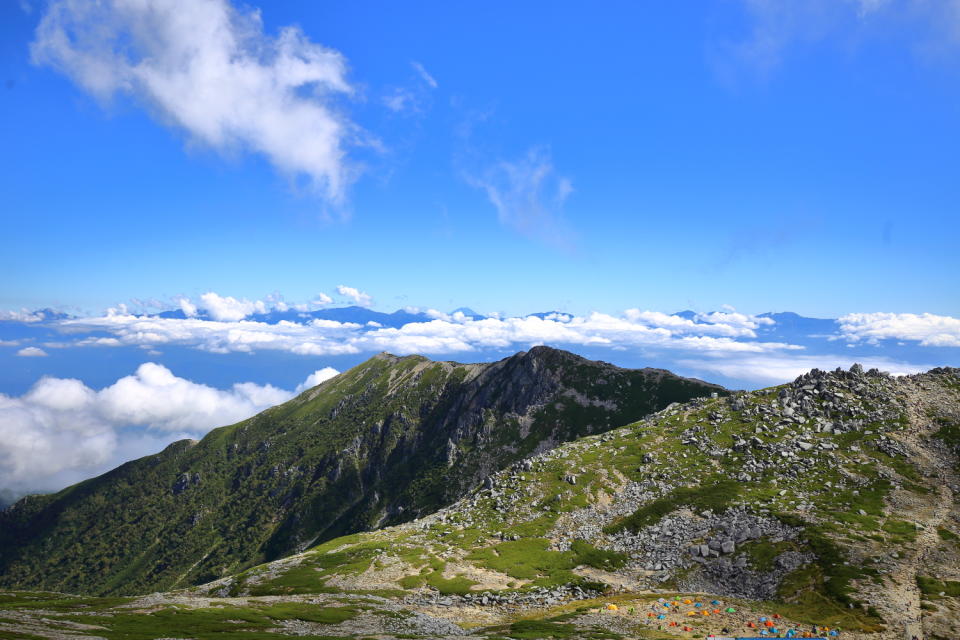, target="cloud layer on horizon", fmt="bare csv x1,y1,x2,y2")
3,292,958,393
3,294,958,370
38,298,959,352
677,353,934,387
53,307,801,358
838,312,960,347
2,296,958,498
0,363,339,498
